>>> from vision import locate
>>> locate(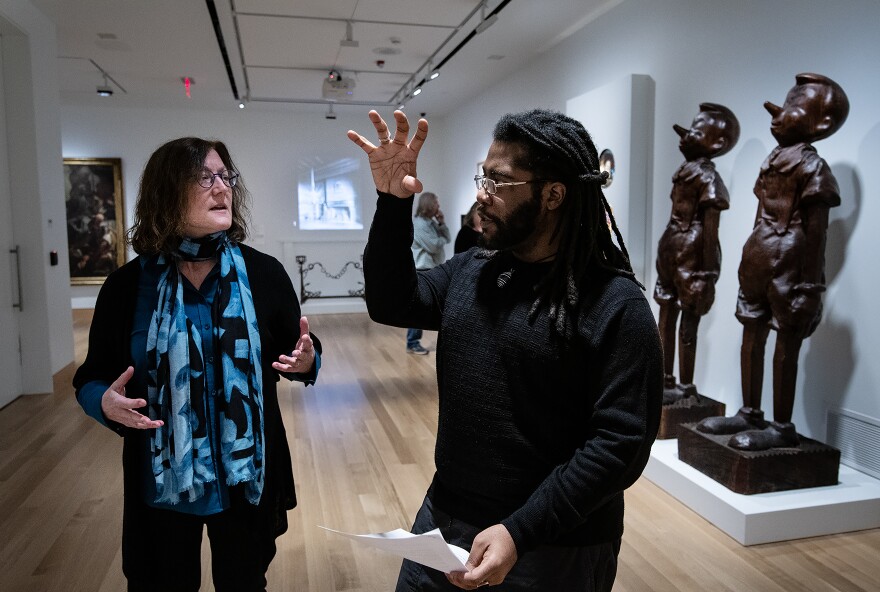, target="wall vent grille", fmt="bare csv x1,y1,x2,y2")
826,407,880,479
